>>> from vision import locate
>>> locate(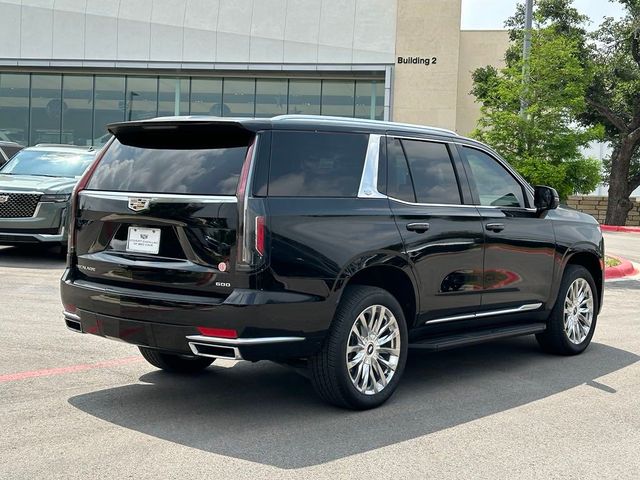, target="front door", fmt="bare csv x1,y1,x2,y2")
385,137,485,322
458,145,556,310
